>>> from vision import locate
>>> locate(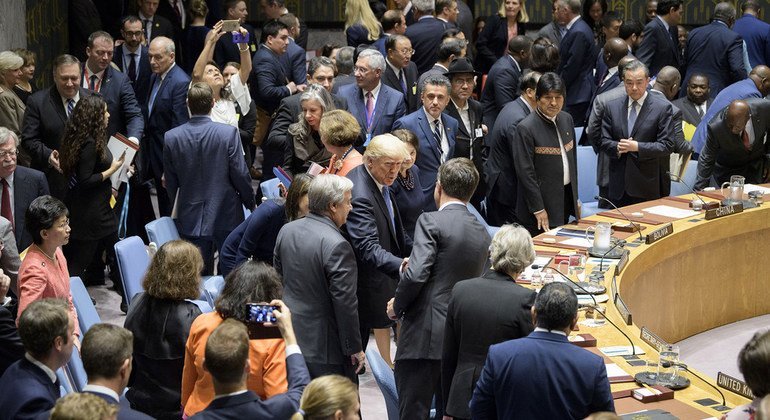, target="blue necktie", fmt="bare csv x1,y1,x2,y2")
382,185,396,232
399,70,407,95
149,77,161,114
66,99,75,118
628,101,638,134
